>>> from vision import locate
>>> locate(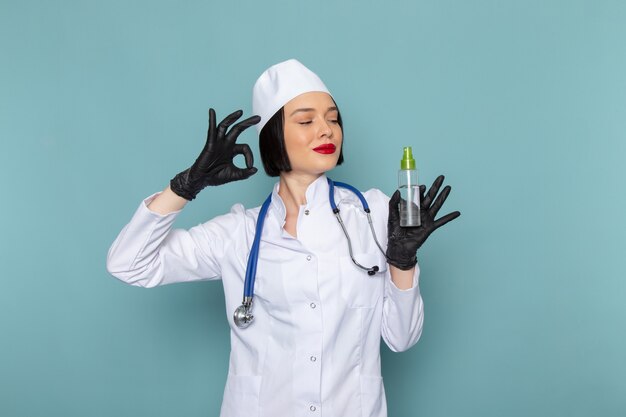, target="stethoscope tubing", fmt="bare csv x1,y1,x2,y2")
234,177,387,328
243,194,272,298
